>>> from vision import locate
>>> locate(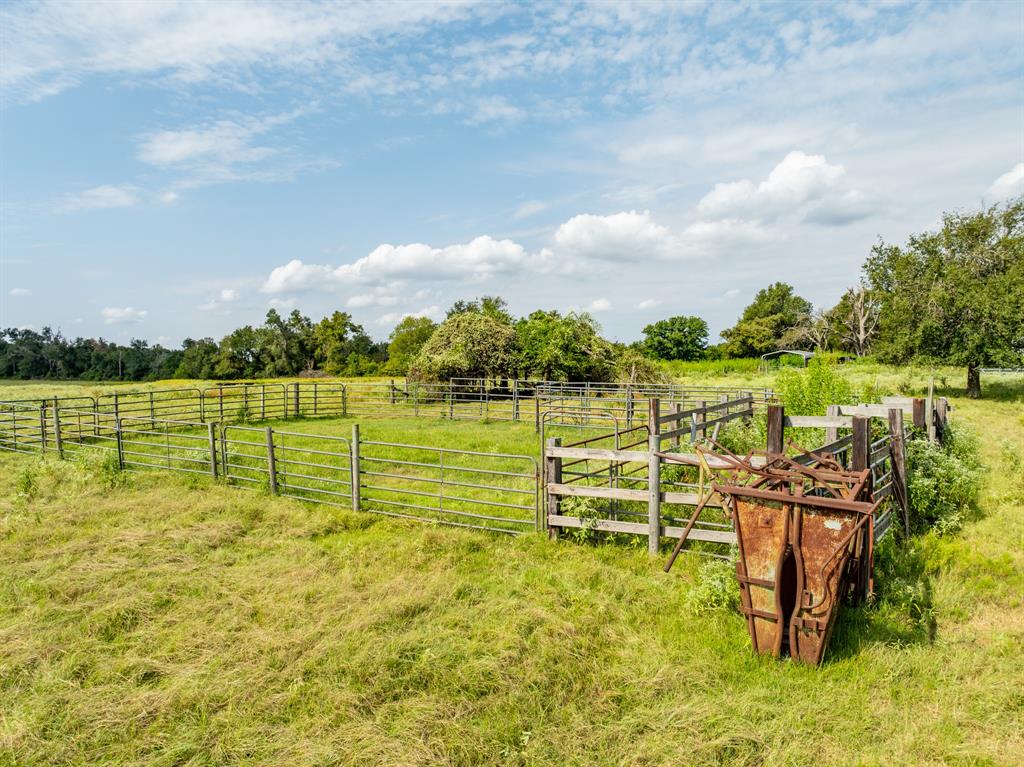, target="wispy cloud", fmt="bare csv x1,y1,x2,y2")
9,287,32,297
58,184,139,212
